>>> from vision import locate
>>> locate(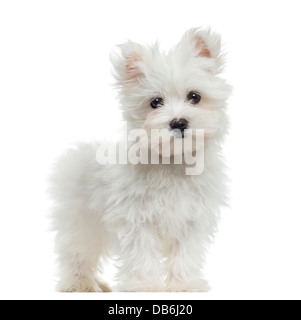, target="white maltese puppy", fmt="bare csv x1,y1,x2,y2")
50,28,231,292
